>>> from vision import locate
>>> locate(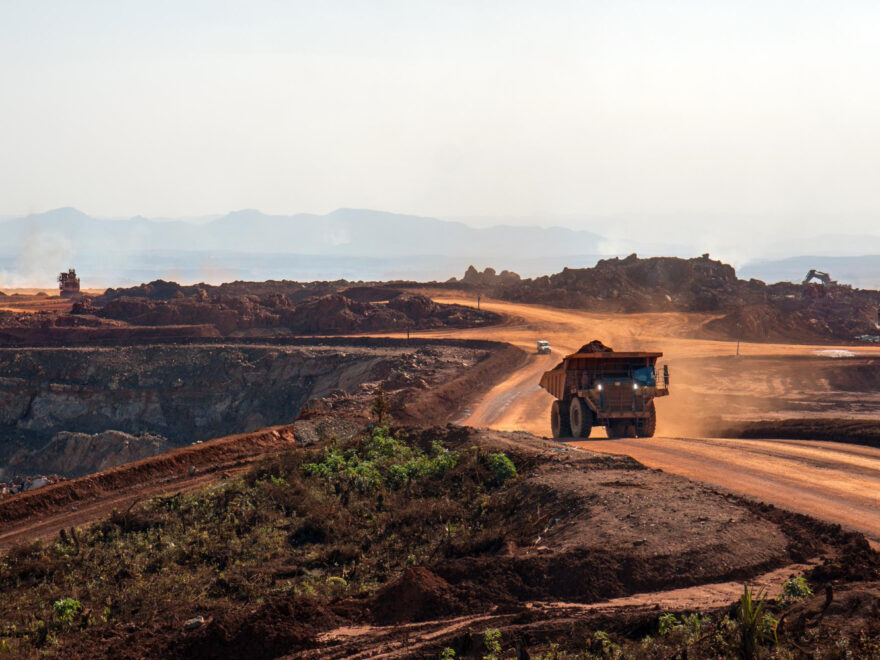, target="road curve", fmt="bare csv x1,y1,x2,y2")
409,294,880,541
